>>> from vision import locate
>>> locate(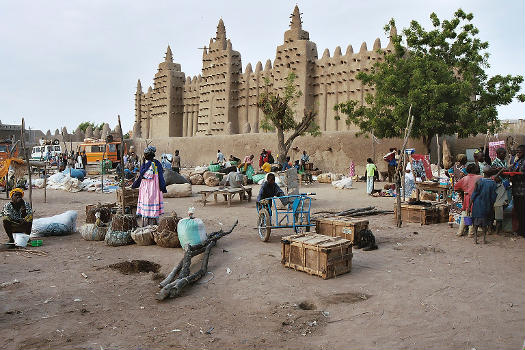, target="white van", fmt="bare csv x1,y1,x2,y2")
31,144,62,161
